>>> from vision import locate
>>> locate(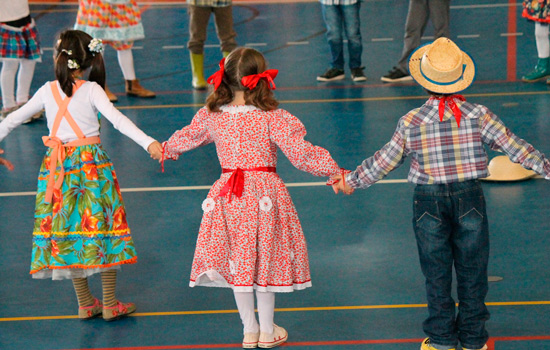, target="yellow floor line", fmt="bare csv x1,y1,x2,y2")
2,301,550,322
